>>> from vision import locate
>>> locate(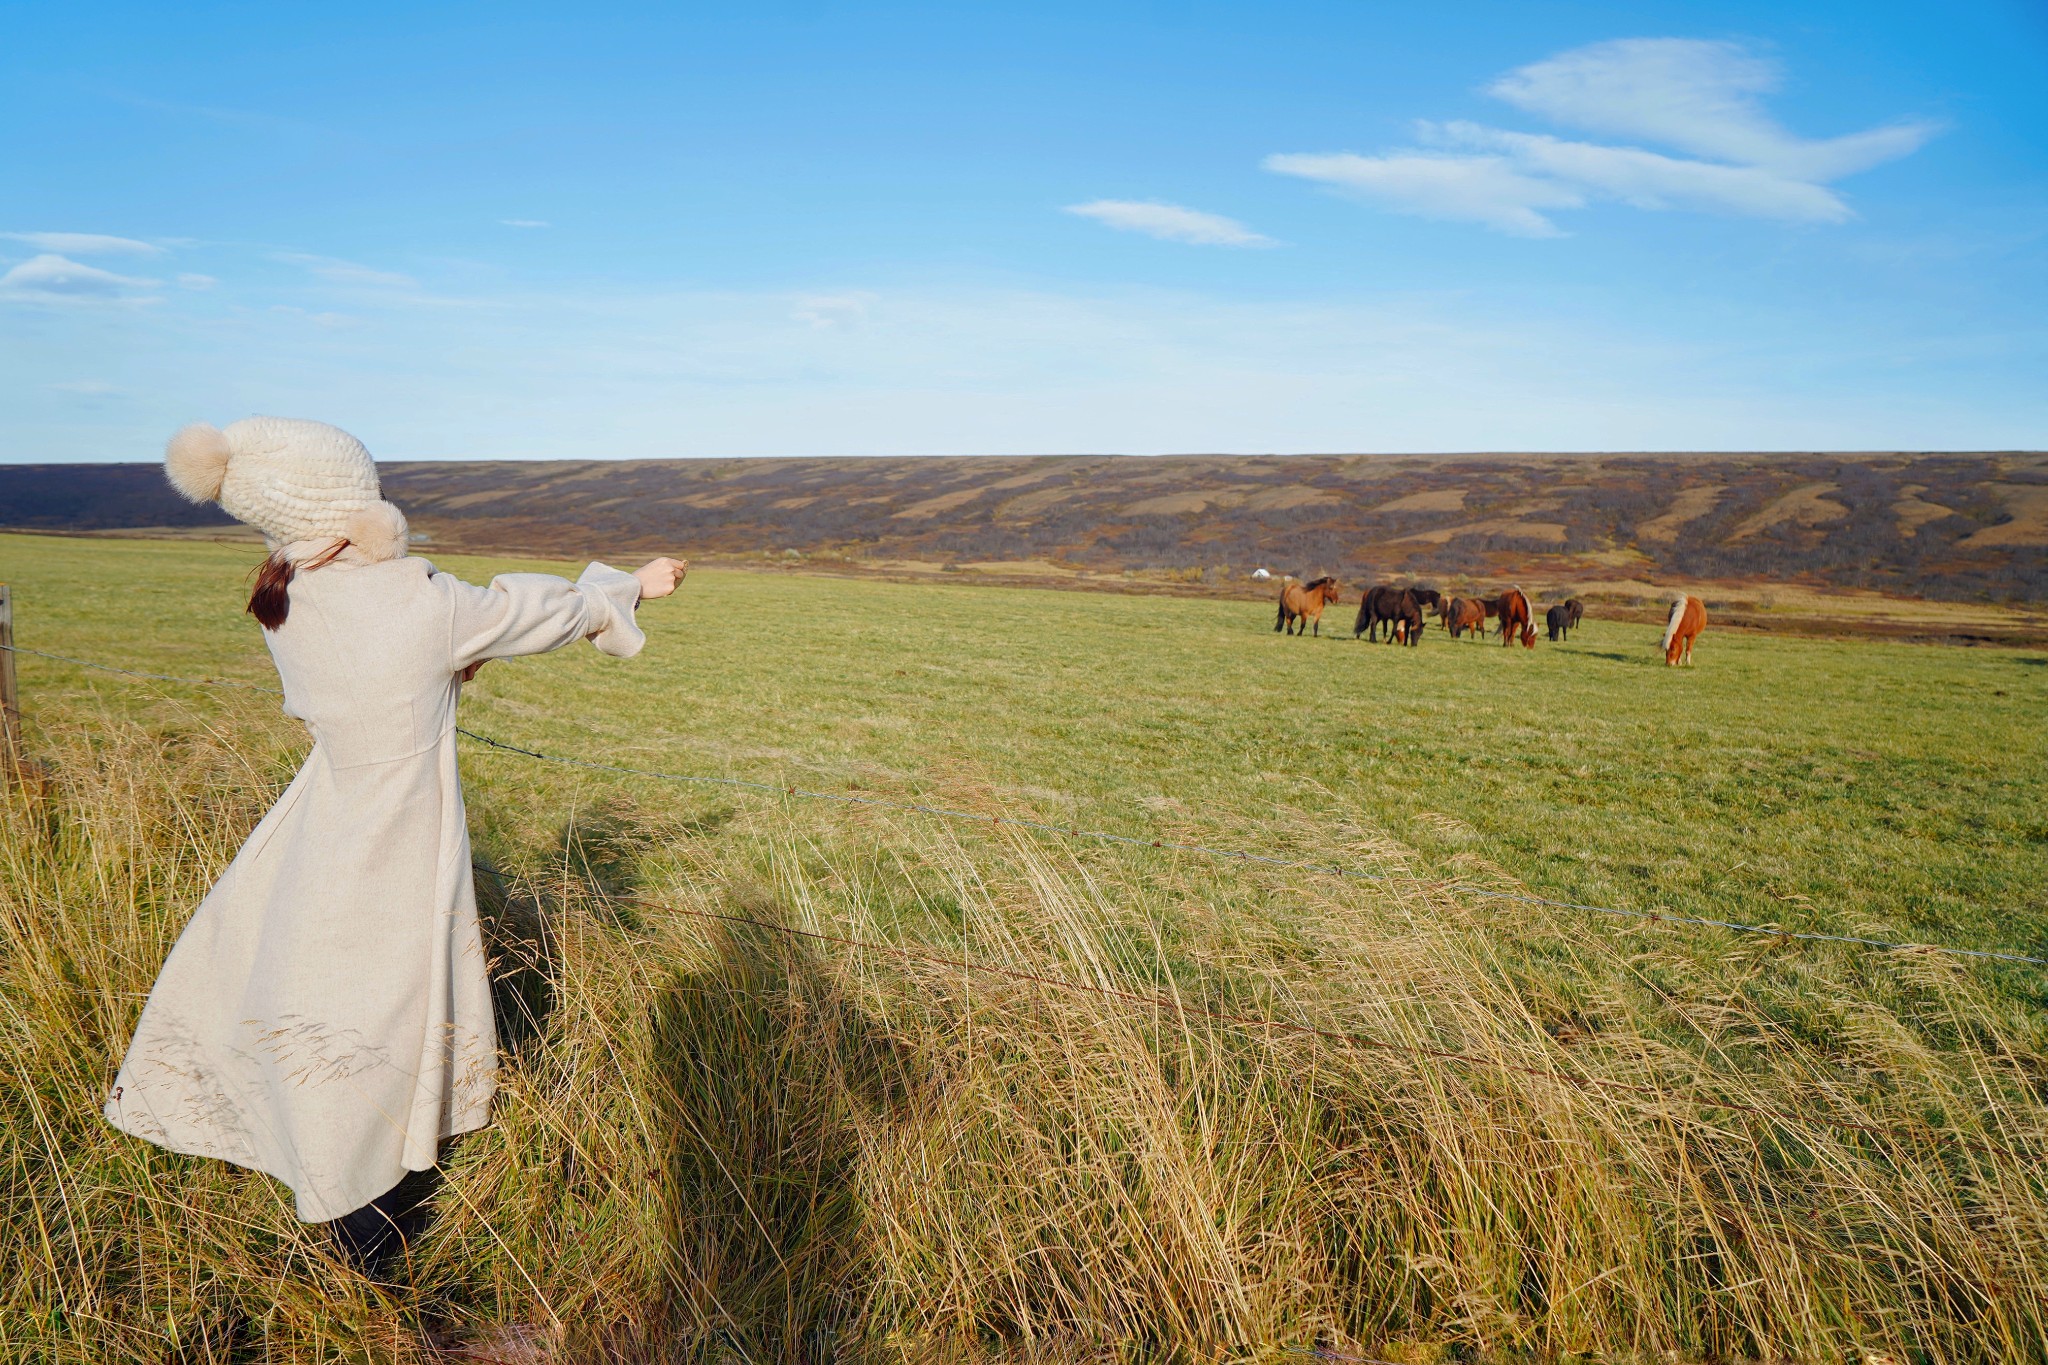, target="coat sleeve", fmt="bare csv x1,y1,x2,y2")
444,561,645,670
